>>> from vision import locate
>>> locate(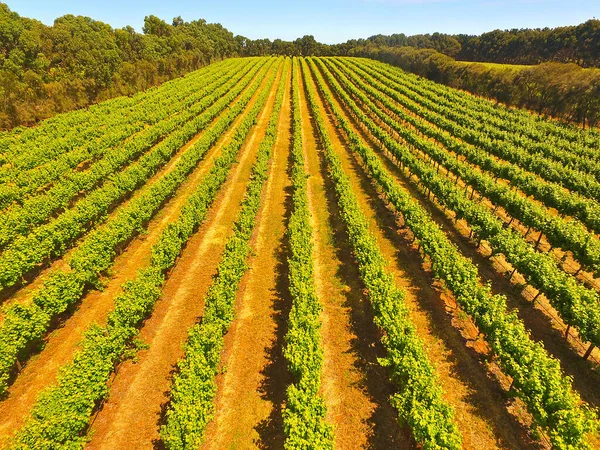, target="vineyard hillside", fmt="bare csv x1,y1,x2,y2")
0,56,599,449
